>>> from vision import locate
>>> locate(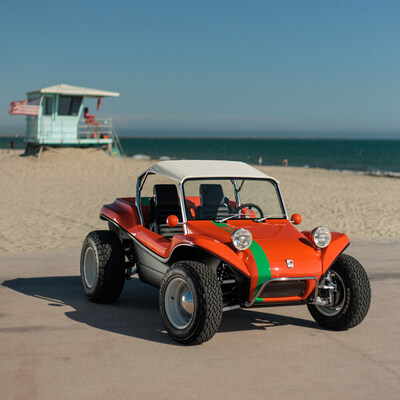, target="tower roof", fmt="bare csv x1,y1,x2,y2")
27,84,119,98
